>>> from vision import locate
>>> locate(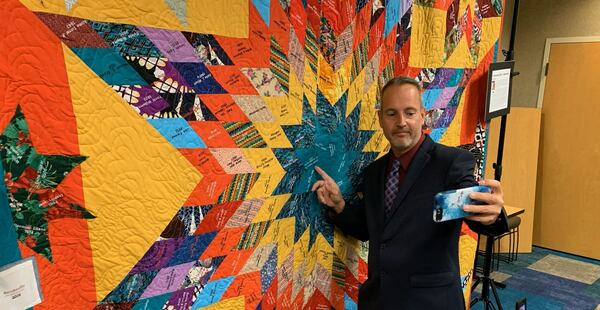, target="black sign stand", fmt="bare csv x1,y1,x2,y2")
470,1,520,310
